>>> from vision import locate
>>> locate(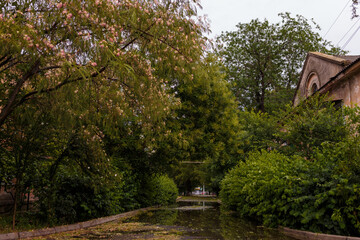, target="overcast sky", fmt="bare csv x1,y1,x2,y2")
199,0,360,54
